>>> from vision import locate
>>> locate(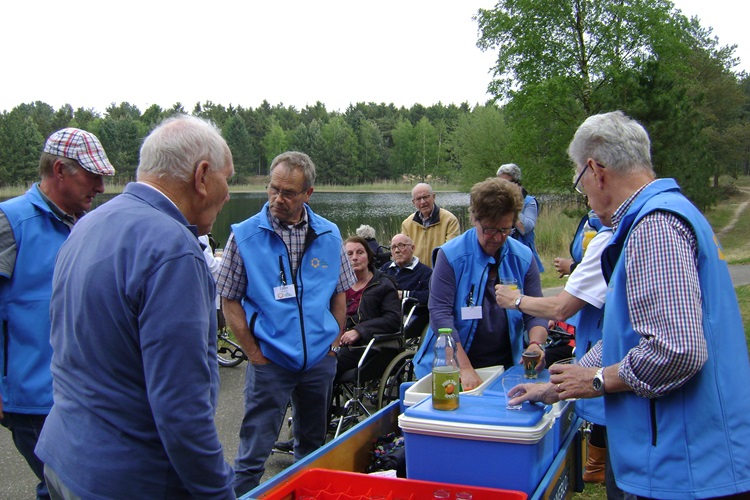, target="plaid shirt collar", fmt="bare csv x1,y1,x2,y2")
611,181,653,230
